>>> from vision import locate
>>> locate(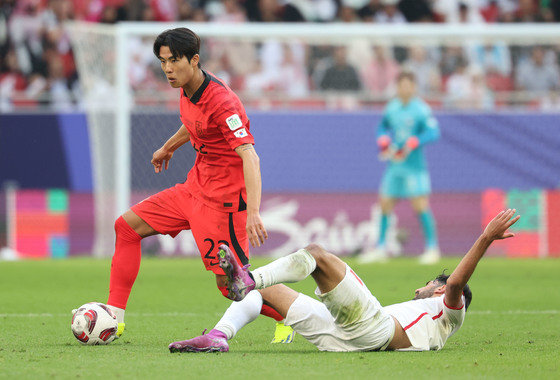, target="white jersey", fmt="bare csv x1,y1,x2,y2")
284,265,395,352
383,295,465,351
